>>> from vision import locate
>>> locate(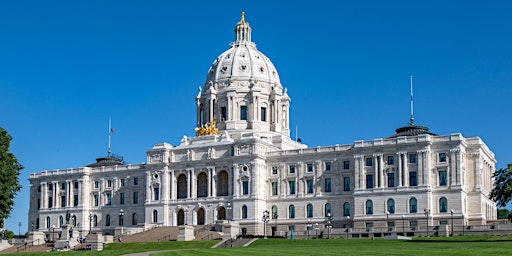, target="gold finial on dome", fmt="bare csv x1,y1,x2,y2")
239,11,246,24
